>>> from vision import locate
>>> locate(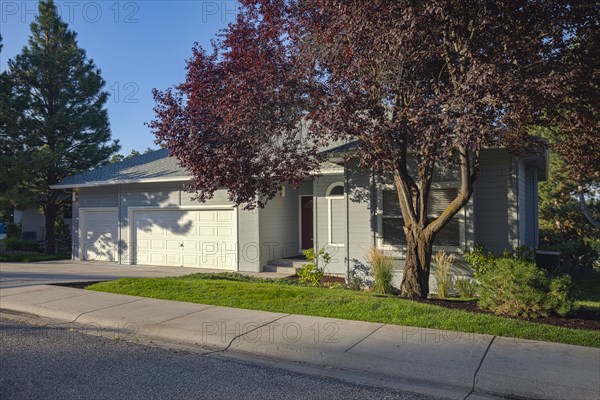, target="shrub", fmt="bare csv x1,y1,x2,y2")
464,244,496,279
478,258,575,318
542,239,599,278
455,277,478,299
433,251,455,299
347,270,364,291
1,237,41,252
366,247,395,294
297,247,330,286
6,223,21,239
